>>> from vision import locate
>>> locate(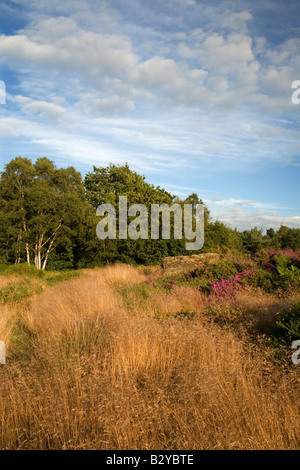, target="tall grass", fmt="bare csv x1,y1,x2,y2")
0,264,299,449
